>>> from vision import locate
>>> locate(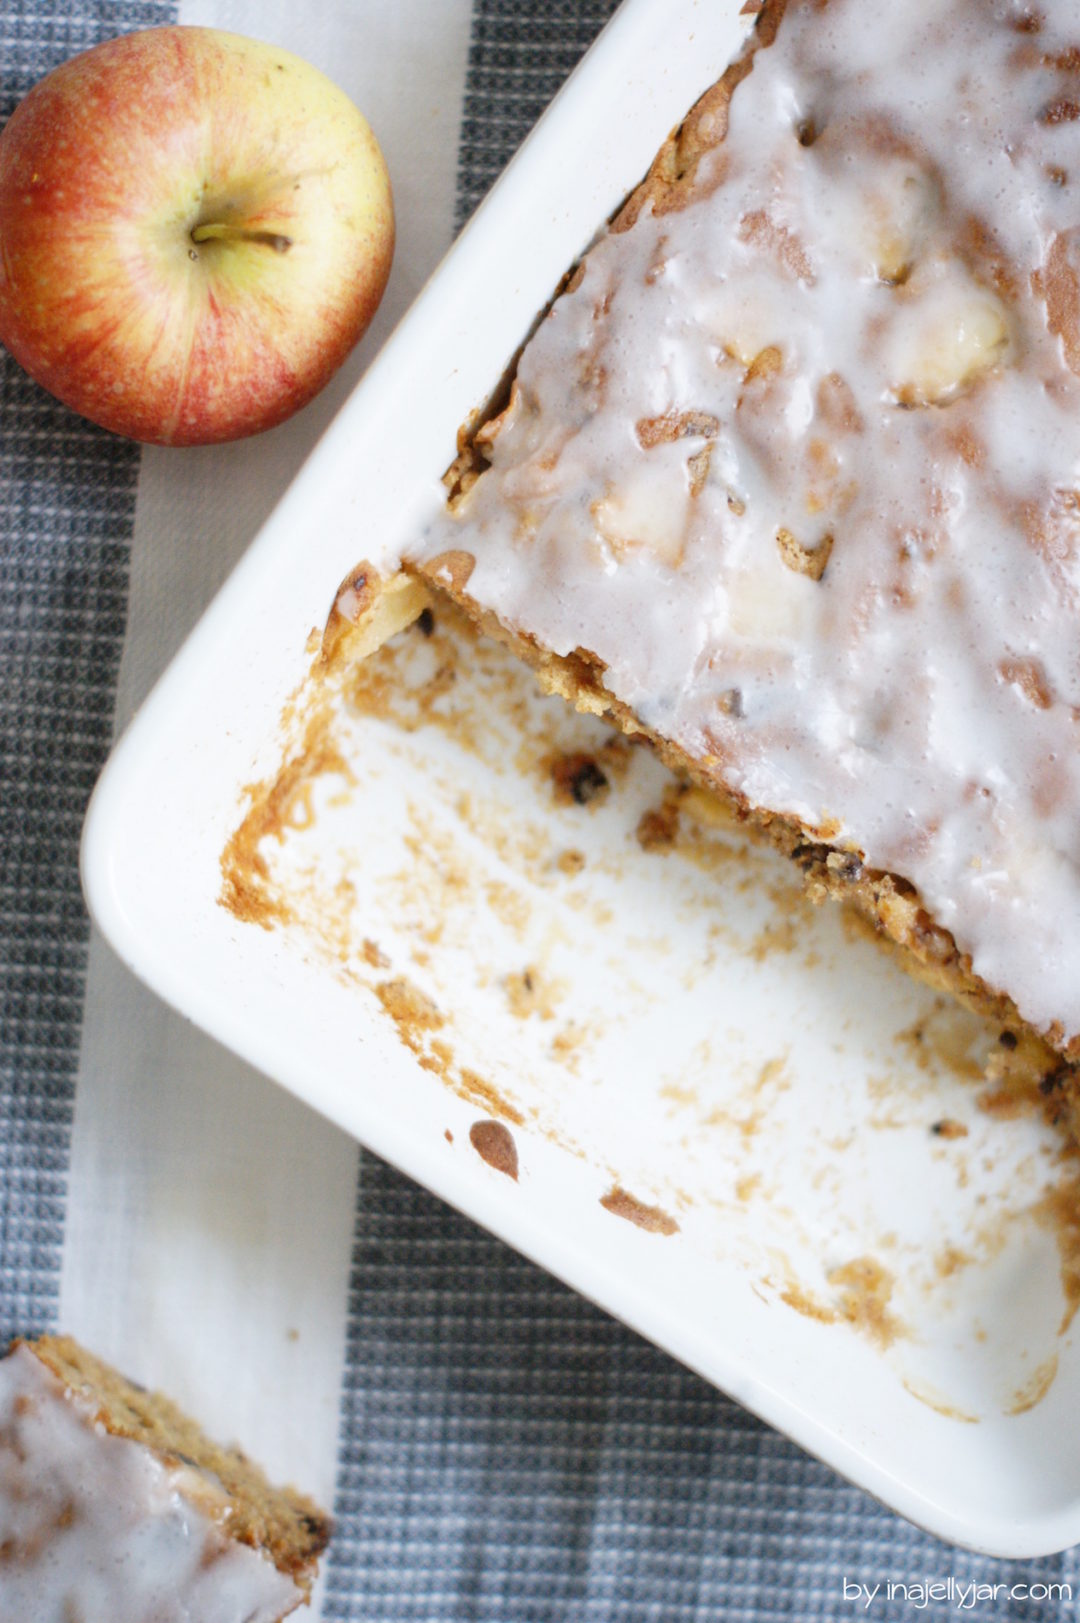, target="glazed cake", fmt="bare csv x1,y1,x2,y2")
0,1335,330,1620
330,0,1080,1105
